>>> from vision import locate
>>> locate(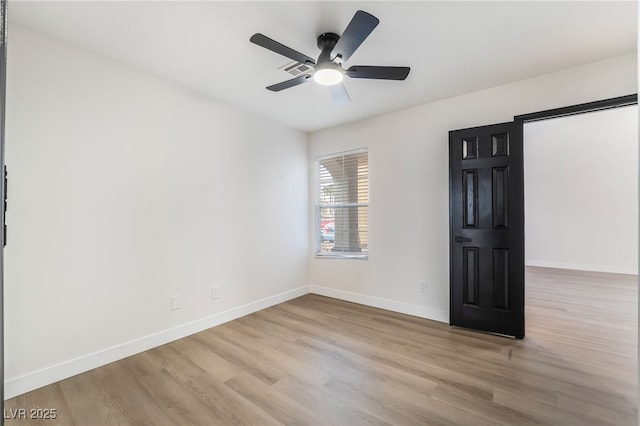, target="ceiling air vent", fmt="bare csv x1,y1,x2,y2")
279,60,312,77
